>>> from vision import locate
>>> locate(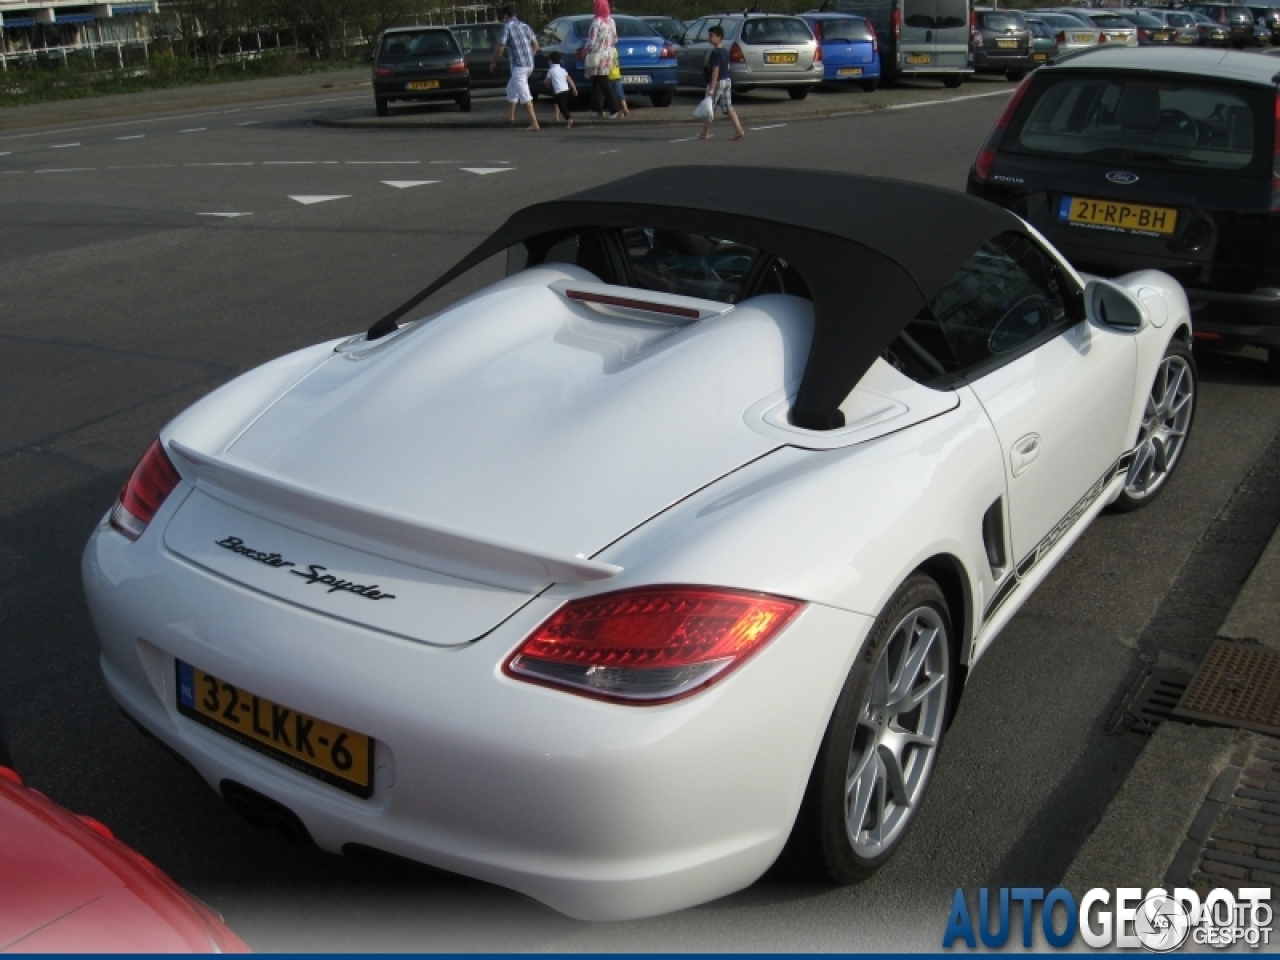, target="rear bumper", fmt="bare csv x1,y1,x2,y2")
374,77,469,101
1185,287,1280,348
729,64,822,87
973,49,1037,71
822,61,880,81
82,514,867,922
